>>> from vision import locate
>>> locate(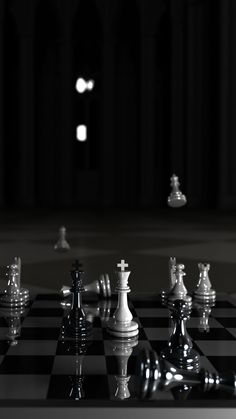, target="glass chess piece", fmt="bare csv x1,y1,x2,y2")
167,174,187,208
0,262,29,308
